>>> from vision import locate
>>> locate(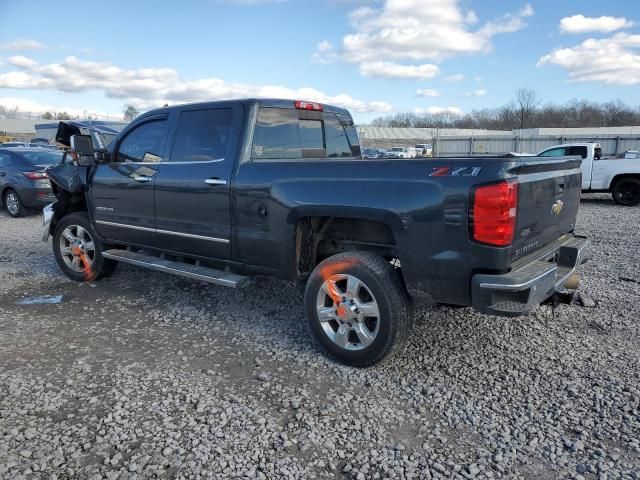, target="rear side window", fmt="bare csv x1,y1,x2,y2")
337,113,361,157
539,147,567,158
117,119,168,163
171,108,233,162
252,108,360,160
325,114,352,158
252,108,322,160
568,146,588,159
20,151,64,165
